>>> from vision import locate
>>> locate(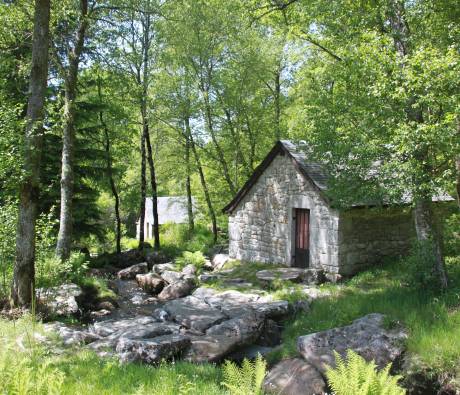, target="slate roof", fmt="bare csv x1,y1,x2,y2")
142,196,196,225
223,140,454,214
